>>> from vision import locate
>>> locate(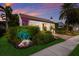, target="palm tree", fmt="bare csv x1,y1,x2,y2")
9,14,19,26
0,5,13,30
59,3,79,31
